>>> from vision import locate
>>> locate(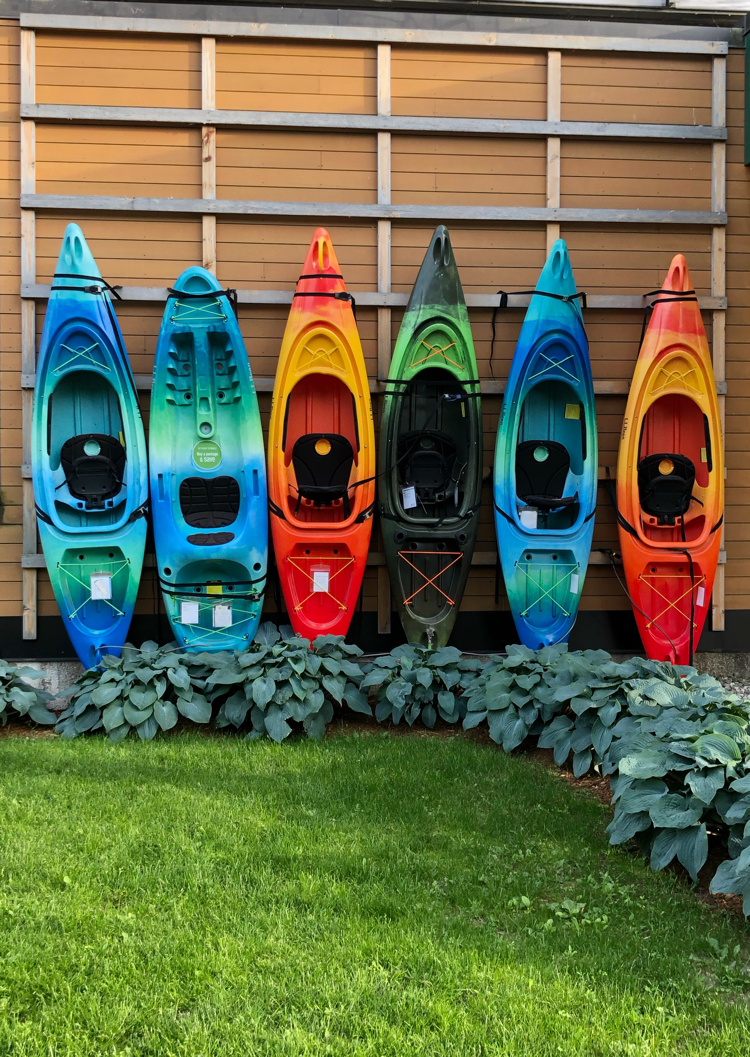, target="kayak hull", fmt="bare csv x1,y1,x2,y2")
494,239,597,649
32,223,148,669
150,268,267,651
268,229,375,641
617,254,724,664
380,226,482,648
